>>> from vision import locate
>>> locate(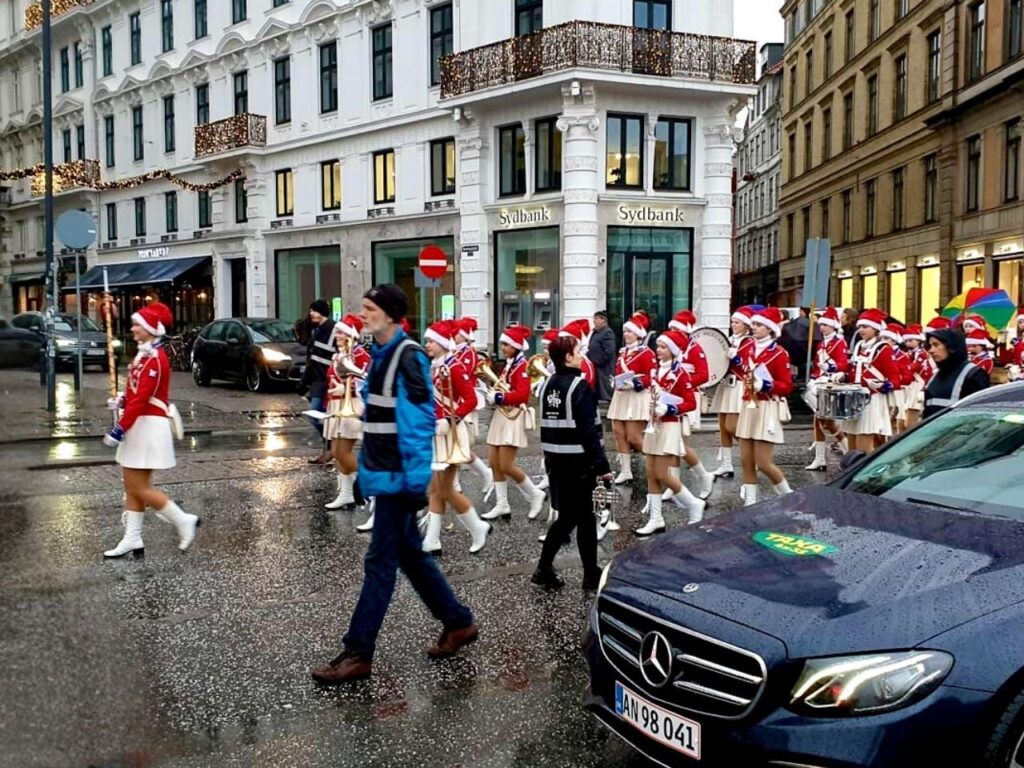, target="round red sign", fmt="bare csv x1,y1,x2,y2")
418,245,448,280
